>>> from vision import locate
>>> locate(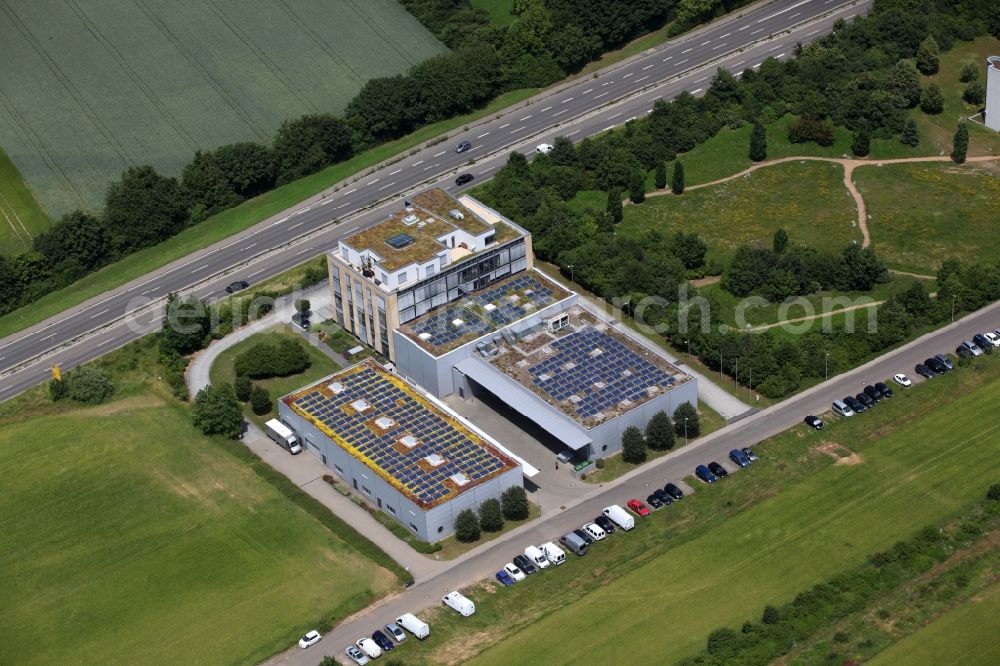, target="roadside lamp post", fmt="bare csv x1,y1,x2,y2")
567,263,574,284
951,294,956,323
684,417,689,445
825,353,830,381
